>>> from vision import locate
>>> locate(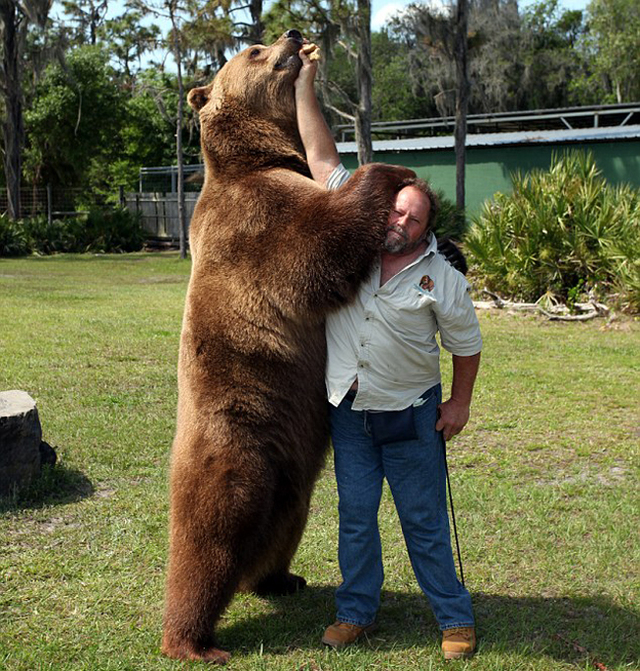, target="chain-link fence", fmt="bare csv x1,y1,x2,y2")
138,165,204,193
0,186,95,220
